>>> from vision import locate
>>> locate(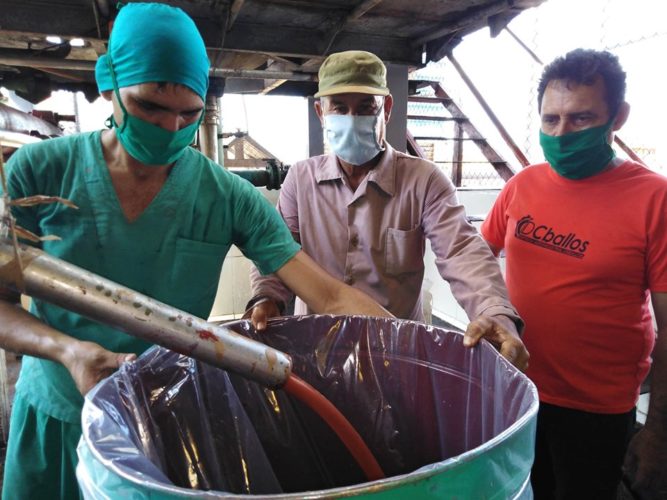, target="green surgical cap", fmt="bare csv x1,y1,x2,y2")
95,2,209,99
